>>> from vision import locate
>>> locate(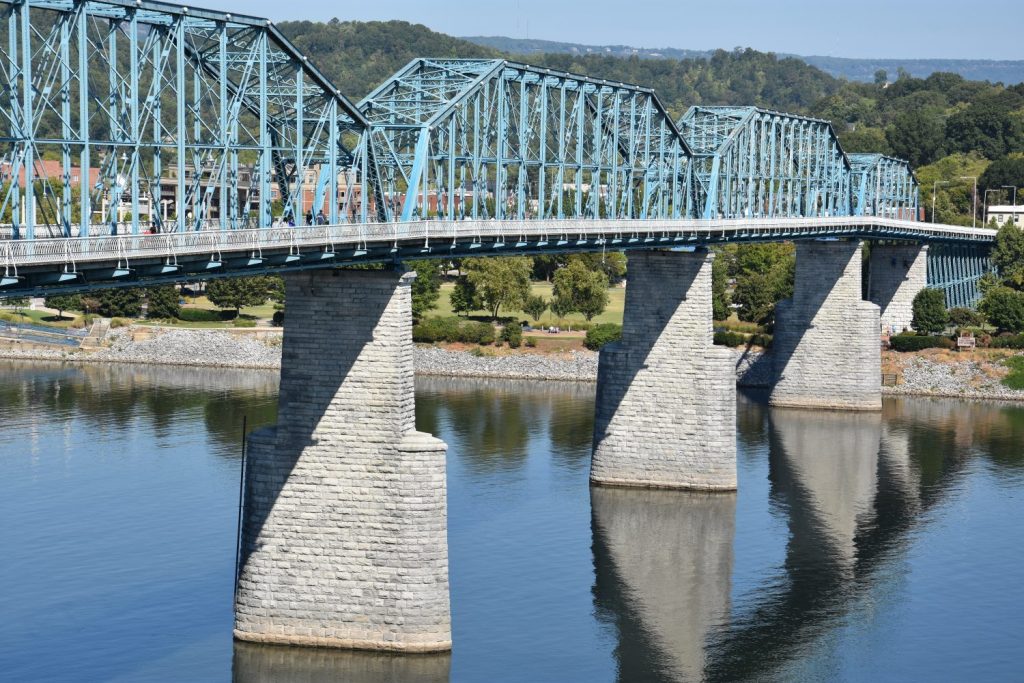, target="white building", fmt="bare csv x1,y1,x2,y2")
987,205,1023,227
